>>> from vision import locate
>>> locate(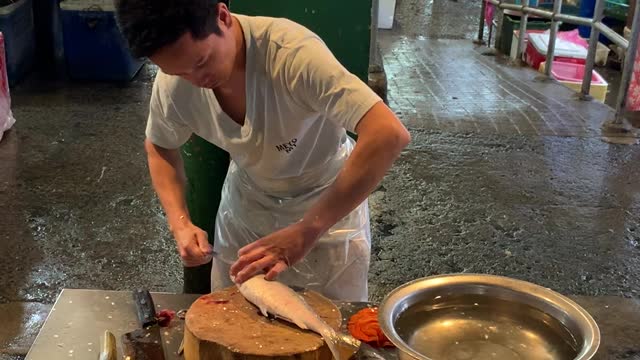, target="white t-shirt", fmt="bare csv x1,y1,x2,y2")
146,14,381,185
